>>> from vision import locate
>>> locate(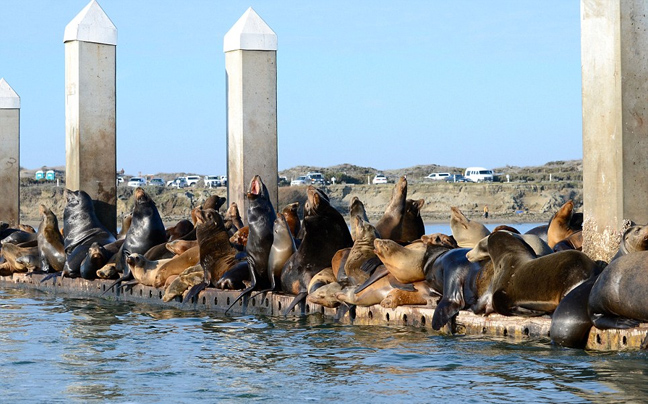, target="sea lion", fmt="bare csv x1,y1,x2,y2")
225,202,245,231
466,232,552,263
349,196,370,224
492,225,520,234
553,231,583,252
163,264,204,302
450,207,490,248
547,200,581,248
281,202,301,239
524,224,548,243
588,251,648,329
143,242,175,261
550,276,599,349
380,282,433,309
307,282,343,308
488,231,596,316
421,233,458,249
610,224,648,261
18,224,35,233
332,248,351,280
267,215,296,286
166,239,198,256
117,214,132,239
375,176,407,241
307,267,337,294
80,242,113,279
60,189,116,278
37,205,65,273
106,188,167,283
166,220,194,242
373,239,429,284
281,186,353,313
2,230,38,246
153,245,200,288
229,226,249,249
336,276,431,307
125,253,172,287
400,199,425,244
202,195,227,211
339,216,378,287
1,243,39,273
